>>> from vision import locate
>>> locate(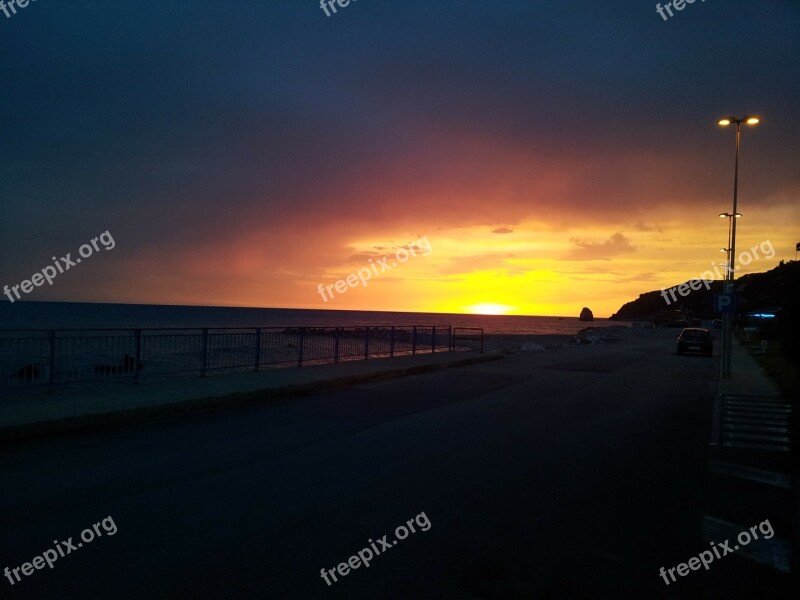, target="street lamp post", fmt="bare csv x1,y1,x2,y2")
718,211,740,381
719,212,742,277
717,116,759,377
